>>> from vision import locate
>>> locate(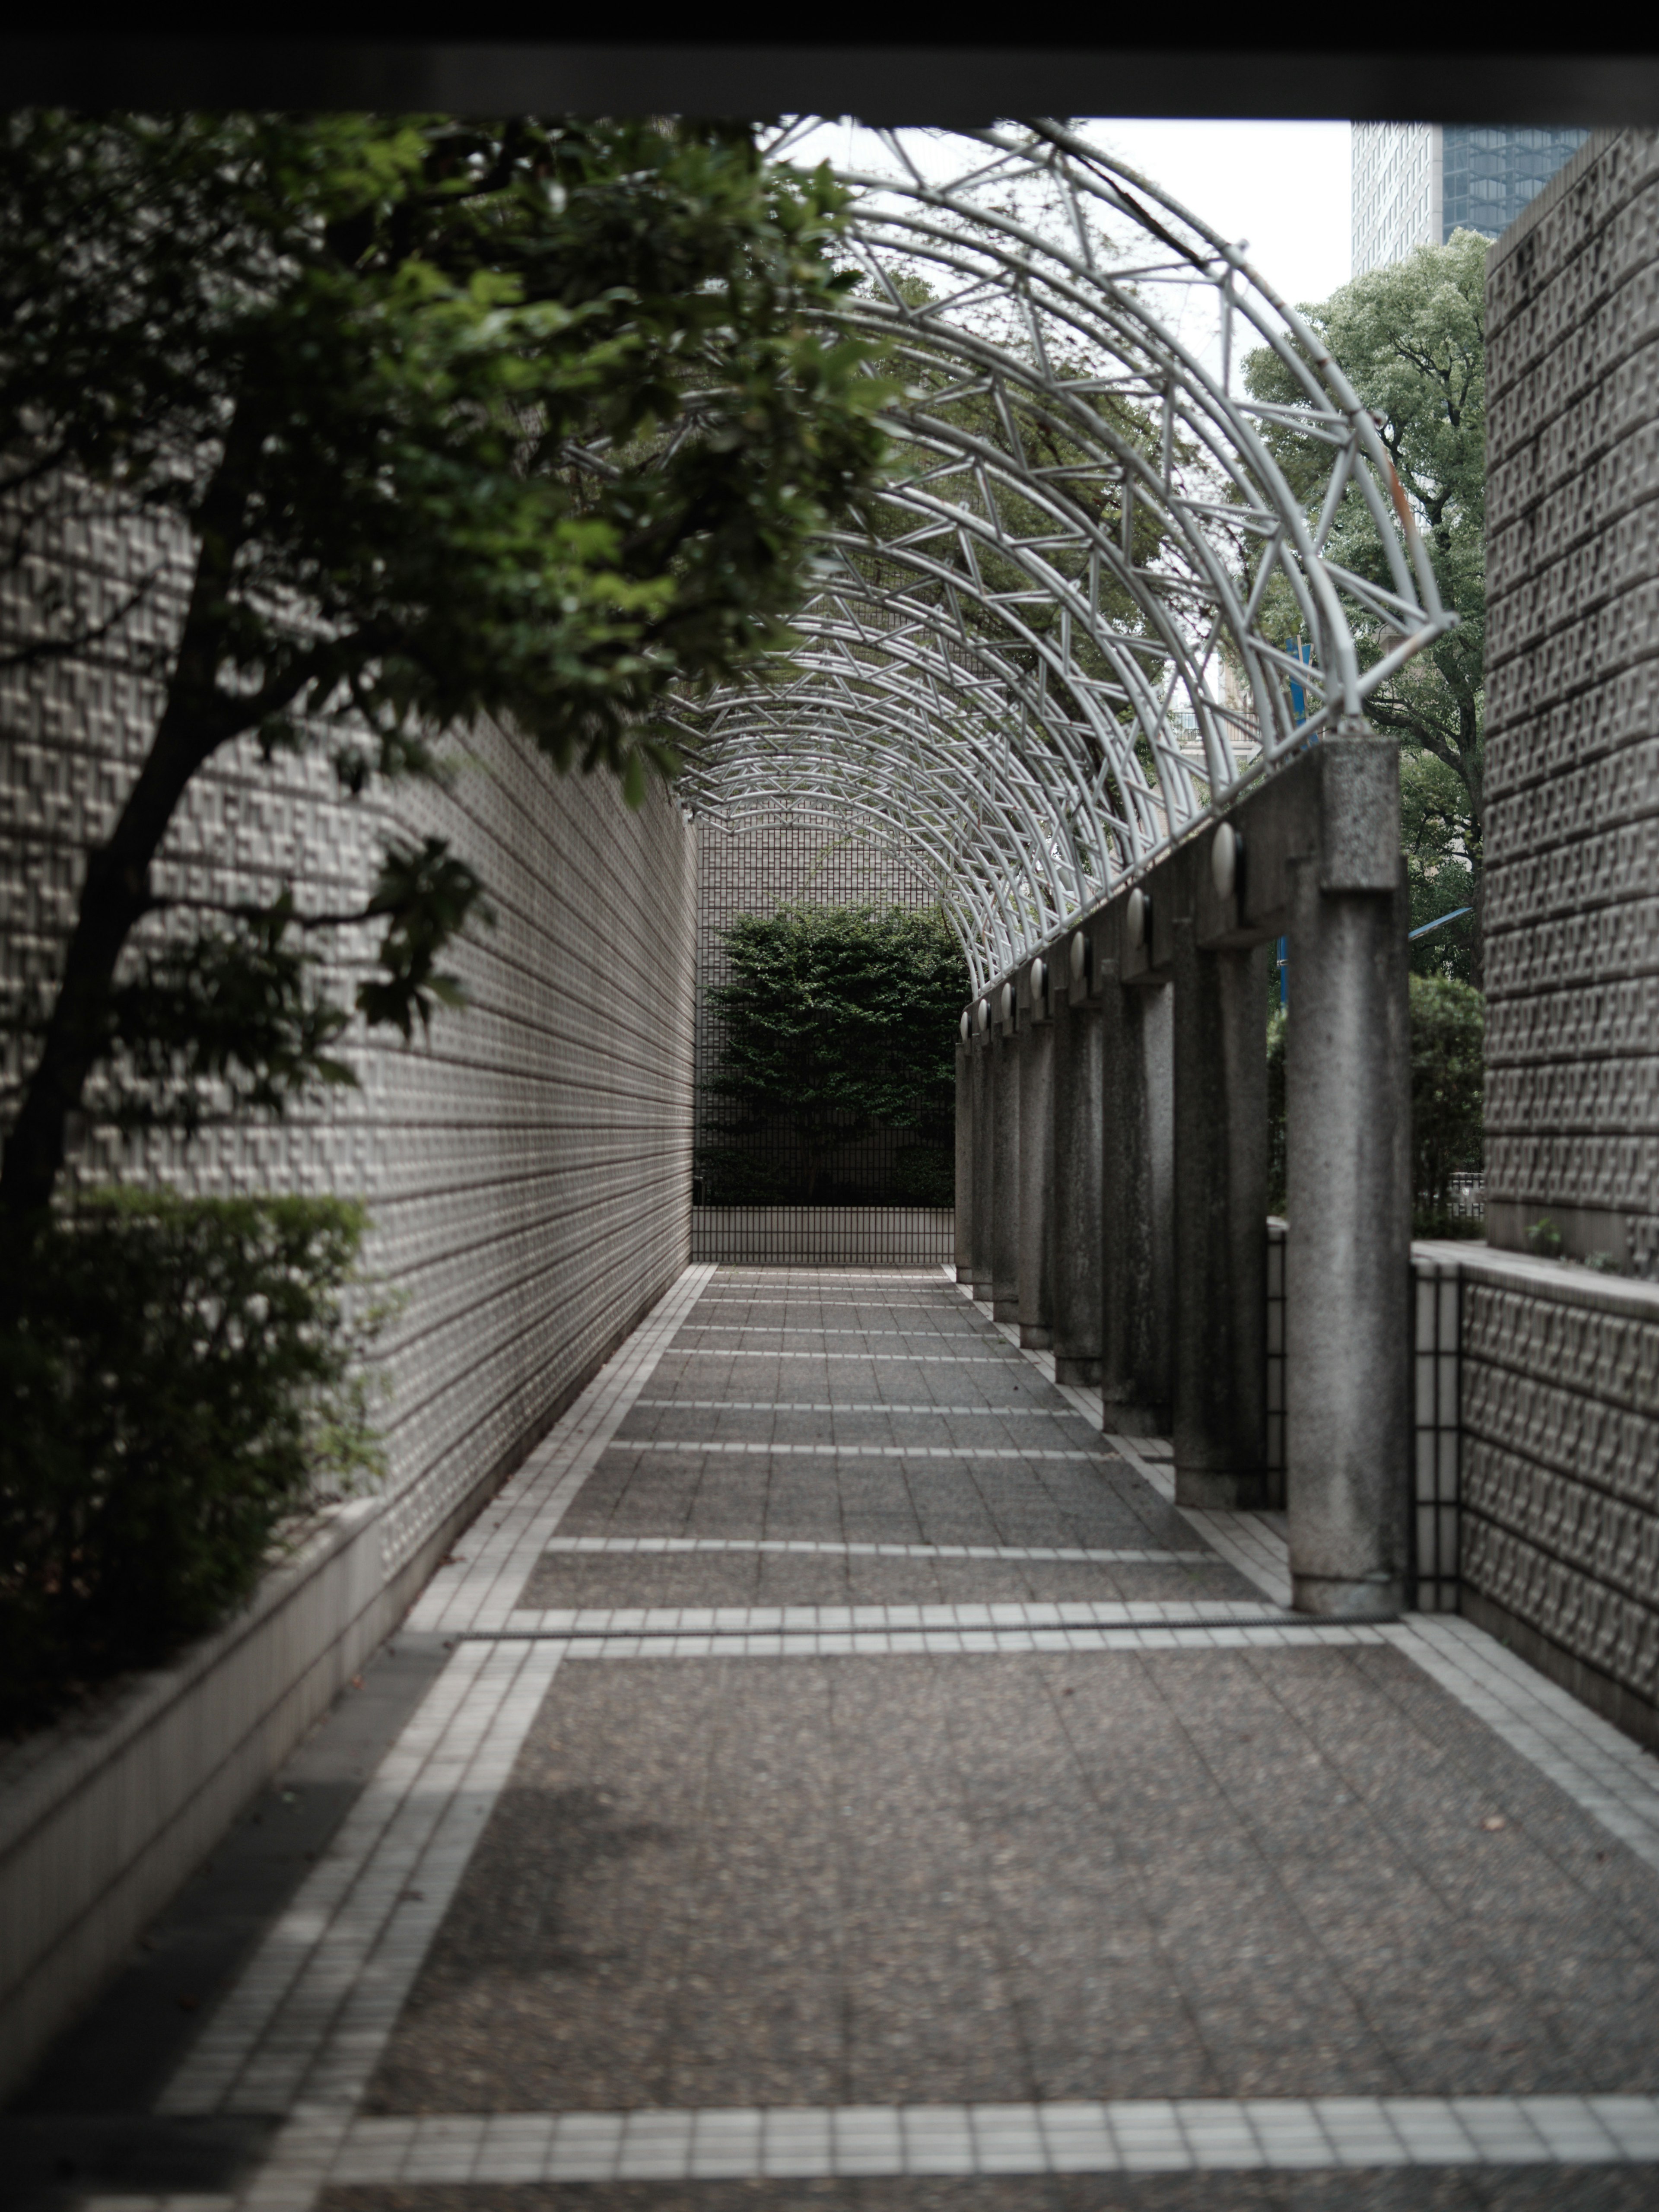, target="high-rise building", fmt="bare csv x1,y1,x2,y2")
1351,124,1588,275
